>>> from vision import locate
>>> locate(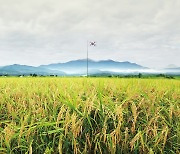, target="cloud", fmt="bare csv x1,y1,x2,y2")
0,0,179,68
